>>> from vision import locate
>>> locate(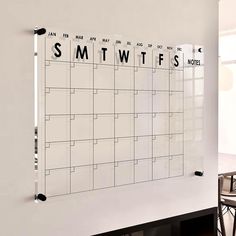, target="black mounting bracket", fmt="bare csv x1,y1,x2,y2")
35,193,47,202
195,171,204,177
34,28,46,35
